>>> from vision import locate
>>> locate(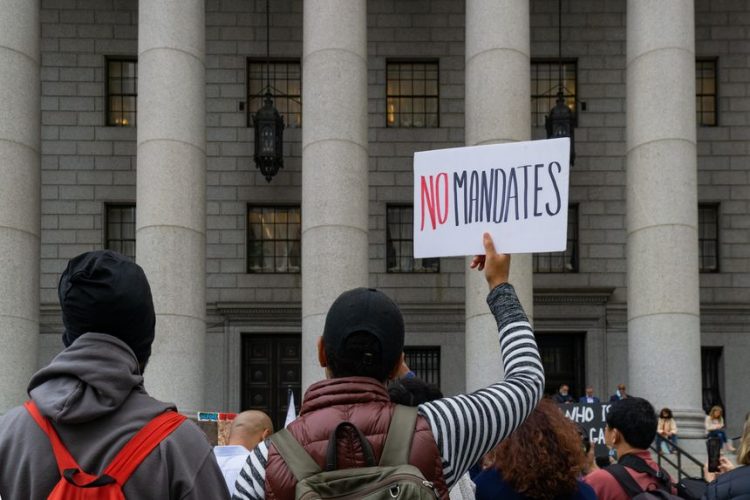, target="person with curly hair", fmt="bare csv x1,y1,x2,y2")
474,398,597,500
656,407,679,454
